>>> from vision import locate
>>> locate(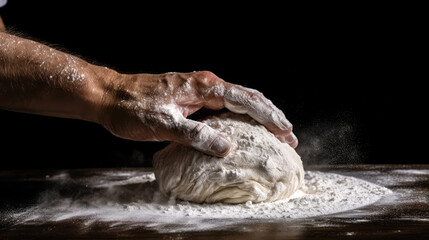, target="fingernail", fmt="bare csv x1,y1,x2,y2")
290,138,298,148
280,118,292,131
286,134,298,148
210,136,231,157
